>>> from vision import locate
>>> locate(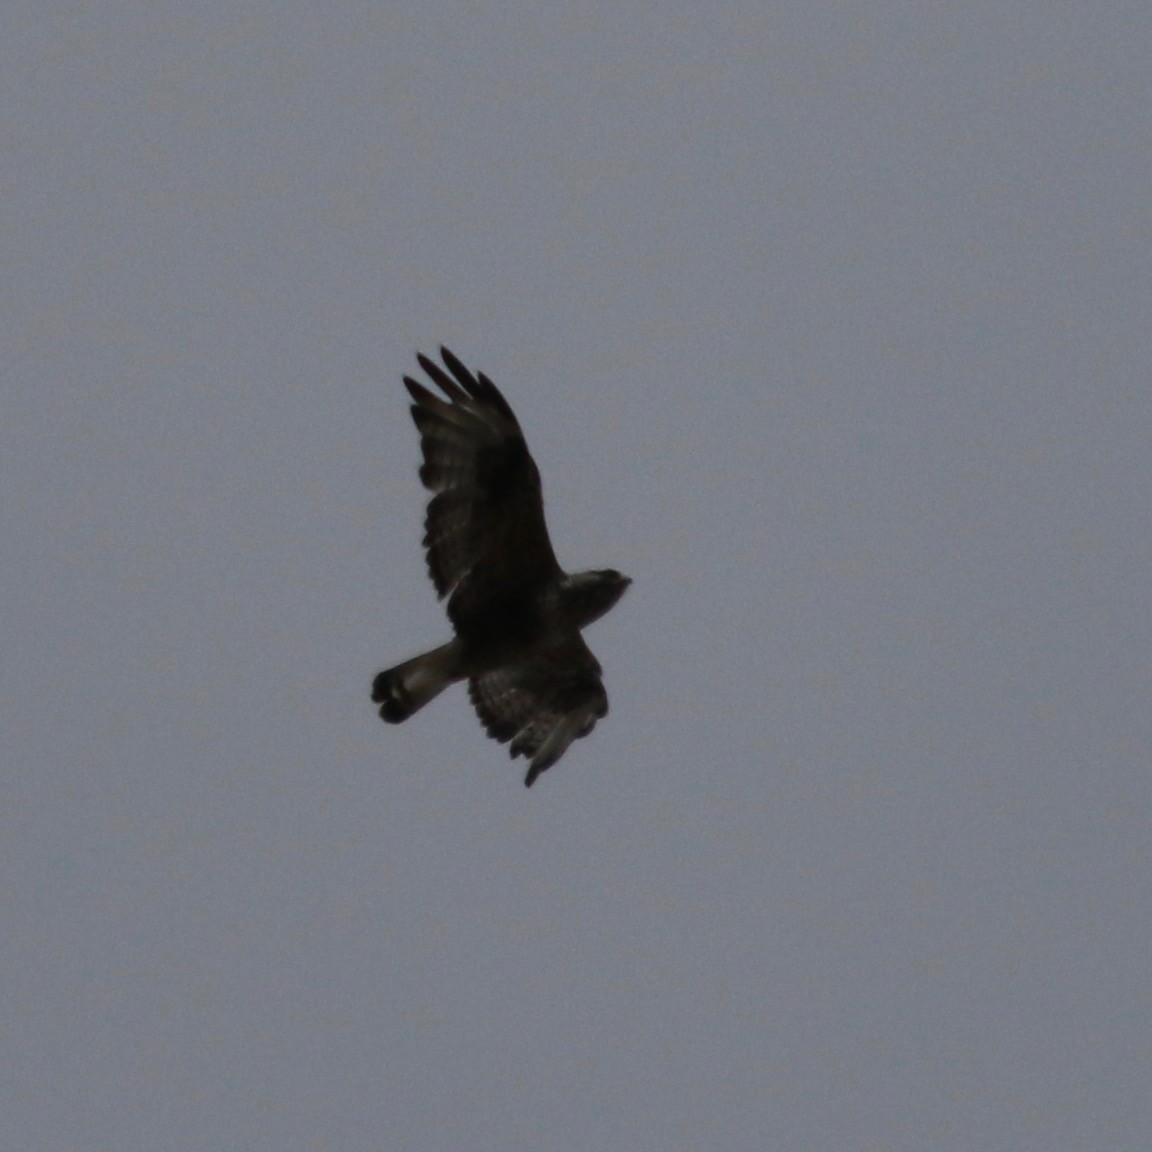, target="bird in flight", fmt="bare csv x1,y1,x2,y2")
372,347,631,787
